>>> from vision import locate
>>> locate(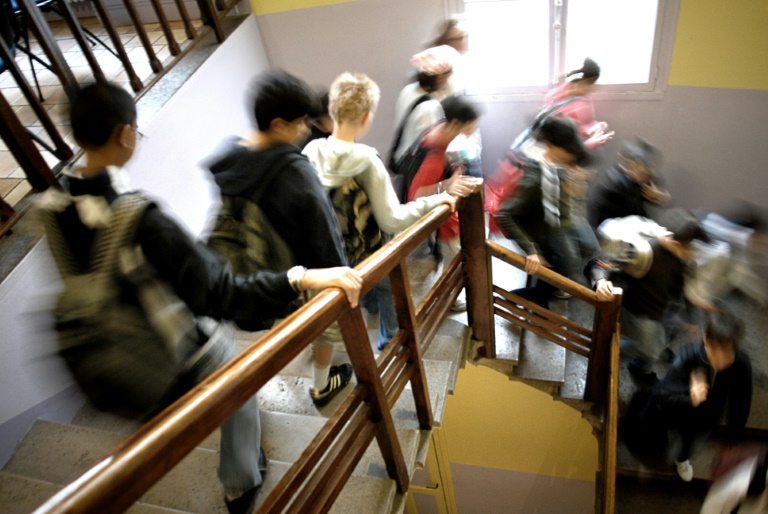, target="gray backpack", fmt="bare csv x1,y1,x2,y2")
40,191,200,418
